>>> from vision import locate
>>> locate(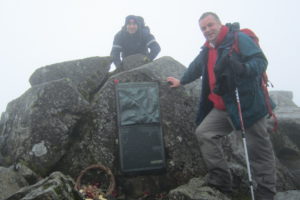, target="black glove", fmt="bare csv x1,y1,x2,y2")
143,56,150,62
214,55,229,75
214,55,235,95
220,55,230,66
229,57,247,76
